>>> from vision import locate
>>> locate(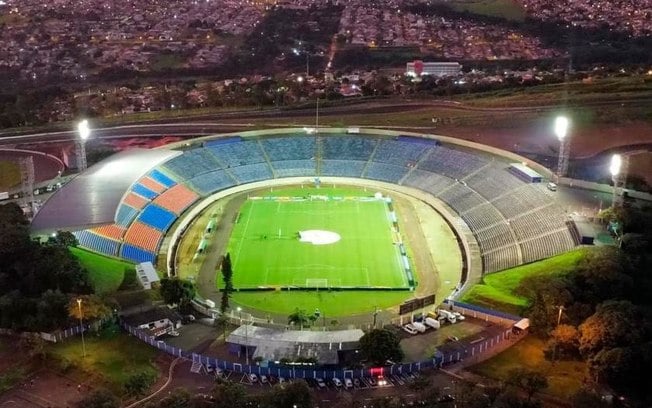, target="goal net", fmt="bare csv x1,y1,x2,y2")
305,278,328,288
